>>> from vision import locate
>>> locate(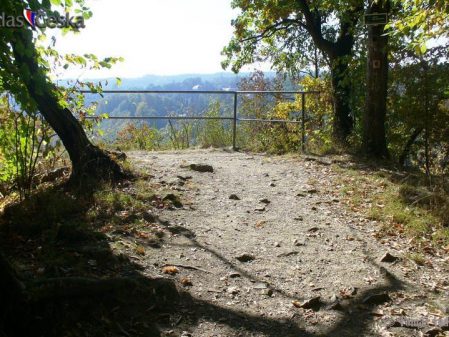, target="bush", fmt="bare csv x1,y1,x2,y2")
199,101,232,148
115,123,162,151
0,95,61,200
